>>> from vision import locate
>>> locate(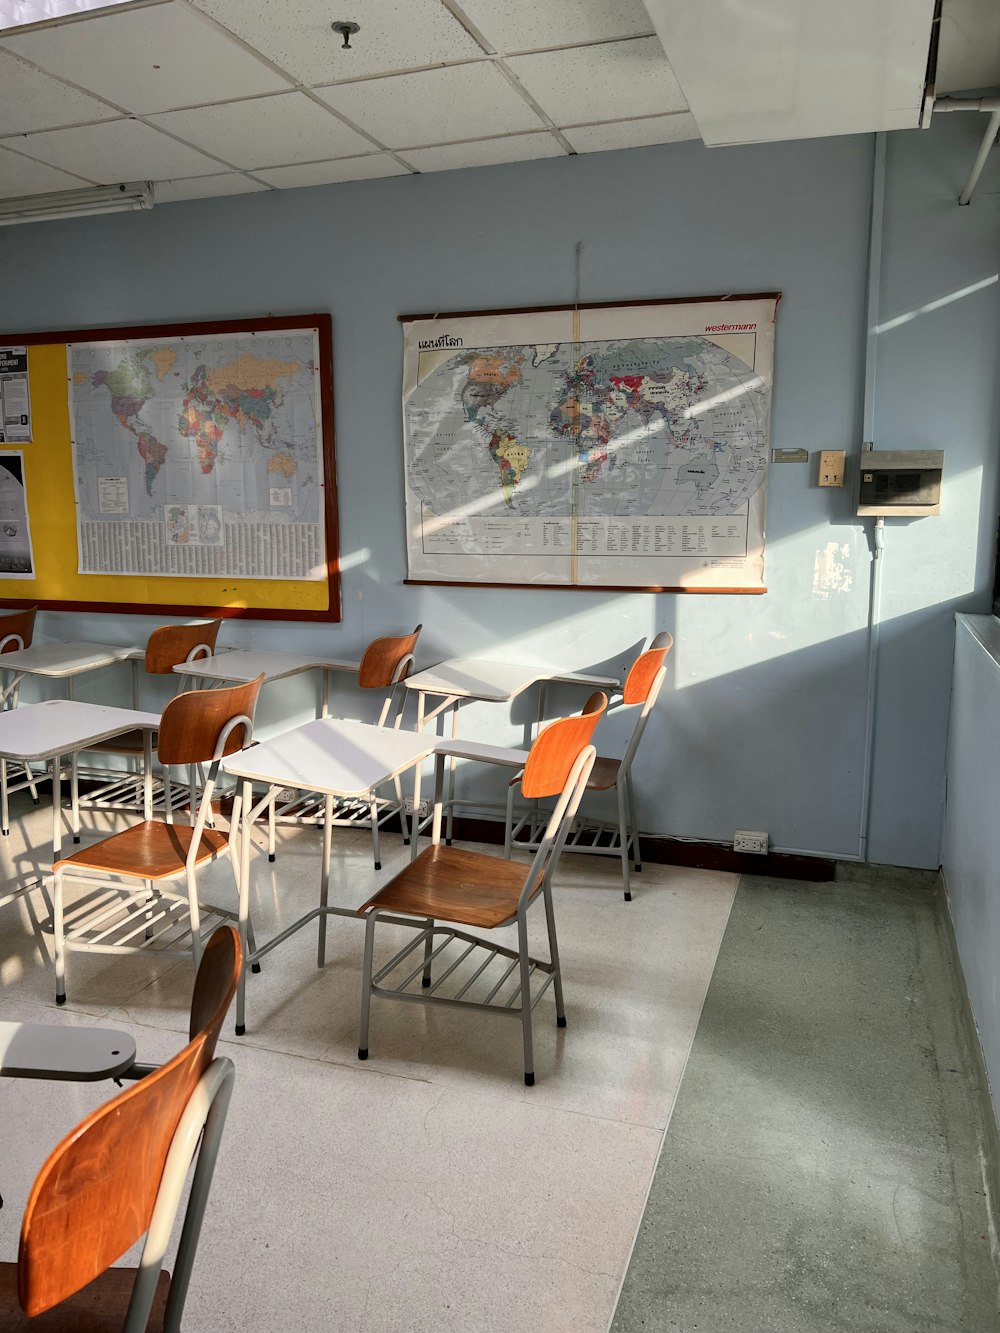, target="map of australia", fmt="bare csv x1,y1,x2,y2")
406,336,769,523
